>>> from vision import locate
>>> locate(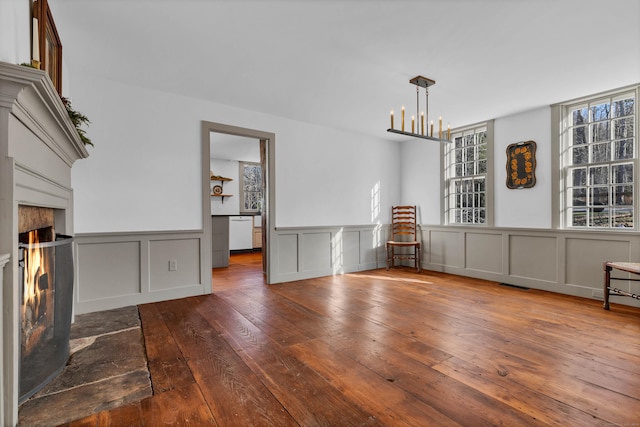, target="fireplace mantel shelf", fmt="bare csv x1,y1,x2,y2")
0,62,89,164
